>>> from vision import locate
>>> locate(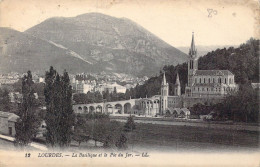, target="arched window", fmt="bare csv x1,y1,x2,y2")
225,78,227,84
208,78,210,83
204,78,206,83
195,78,197,83
200,78,201,83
